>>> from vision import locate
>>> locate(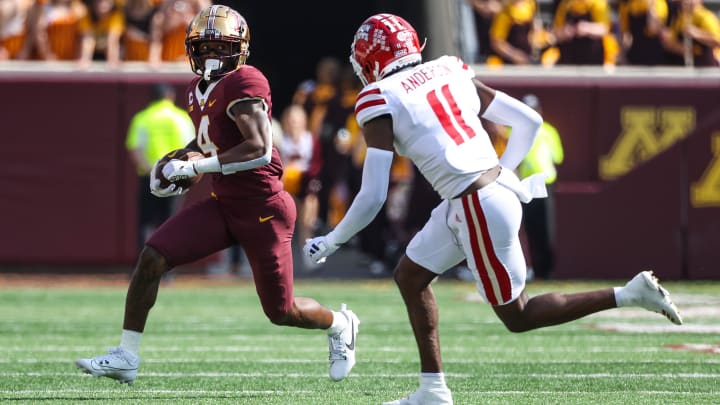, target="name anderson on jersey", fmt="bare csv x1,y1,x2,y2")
400,63,452,93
